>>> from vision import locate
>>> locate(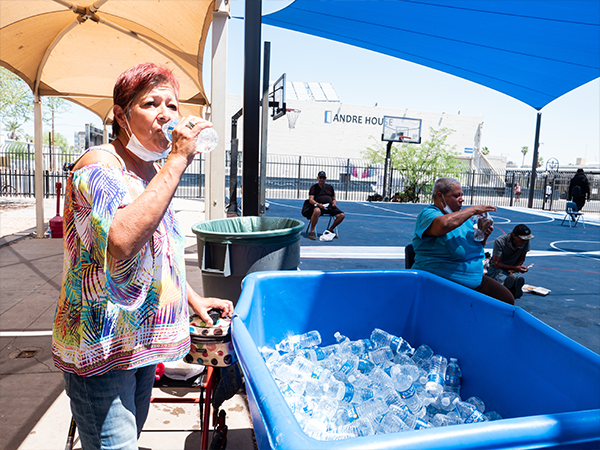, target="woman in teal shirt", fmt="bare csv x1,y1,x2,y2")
412,177,514,305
